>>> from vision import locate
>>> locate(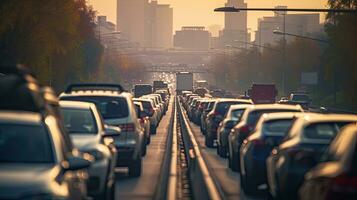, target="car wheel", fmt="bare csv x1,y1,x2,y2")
142,144,147,157
129,157,142,177
218,144,227,158
205,135,214,148
150,126,157,135
242,170,256,195
230,151,239,172
107,178,115,200
146,136,151,145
